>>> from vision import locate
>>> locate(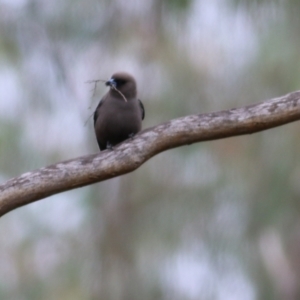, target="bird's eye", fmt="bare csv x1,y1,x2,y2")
114,79,126,86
